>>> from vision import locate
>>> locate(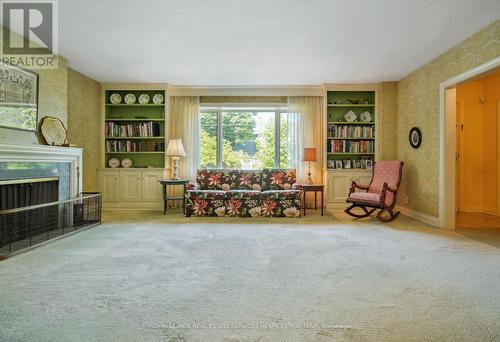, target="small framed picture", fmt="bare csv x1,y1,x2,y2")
365,160,373,169
353,160,362,169
343,160,352,169
361,156,373,169
335,160,343,169
327,160,335,169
